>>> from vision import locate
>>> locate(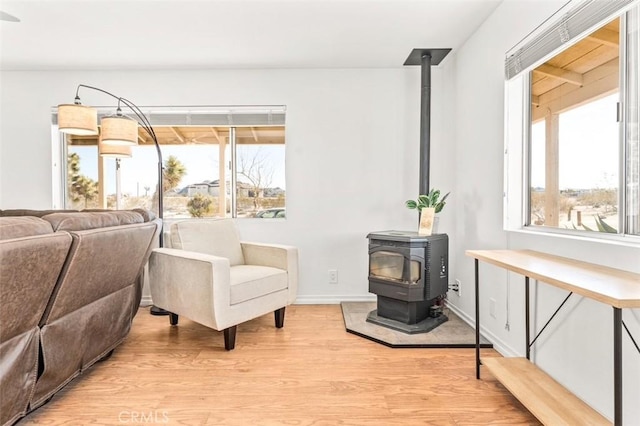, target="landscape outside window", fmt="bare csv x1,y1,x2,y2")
528,14,639,236
64,121,285,219
530,93,619,232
